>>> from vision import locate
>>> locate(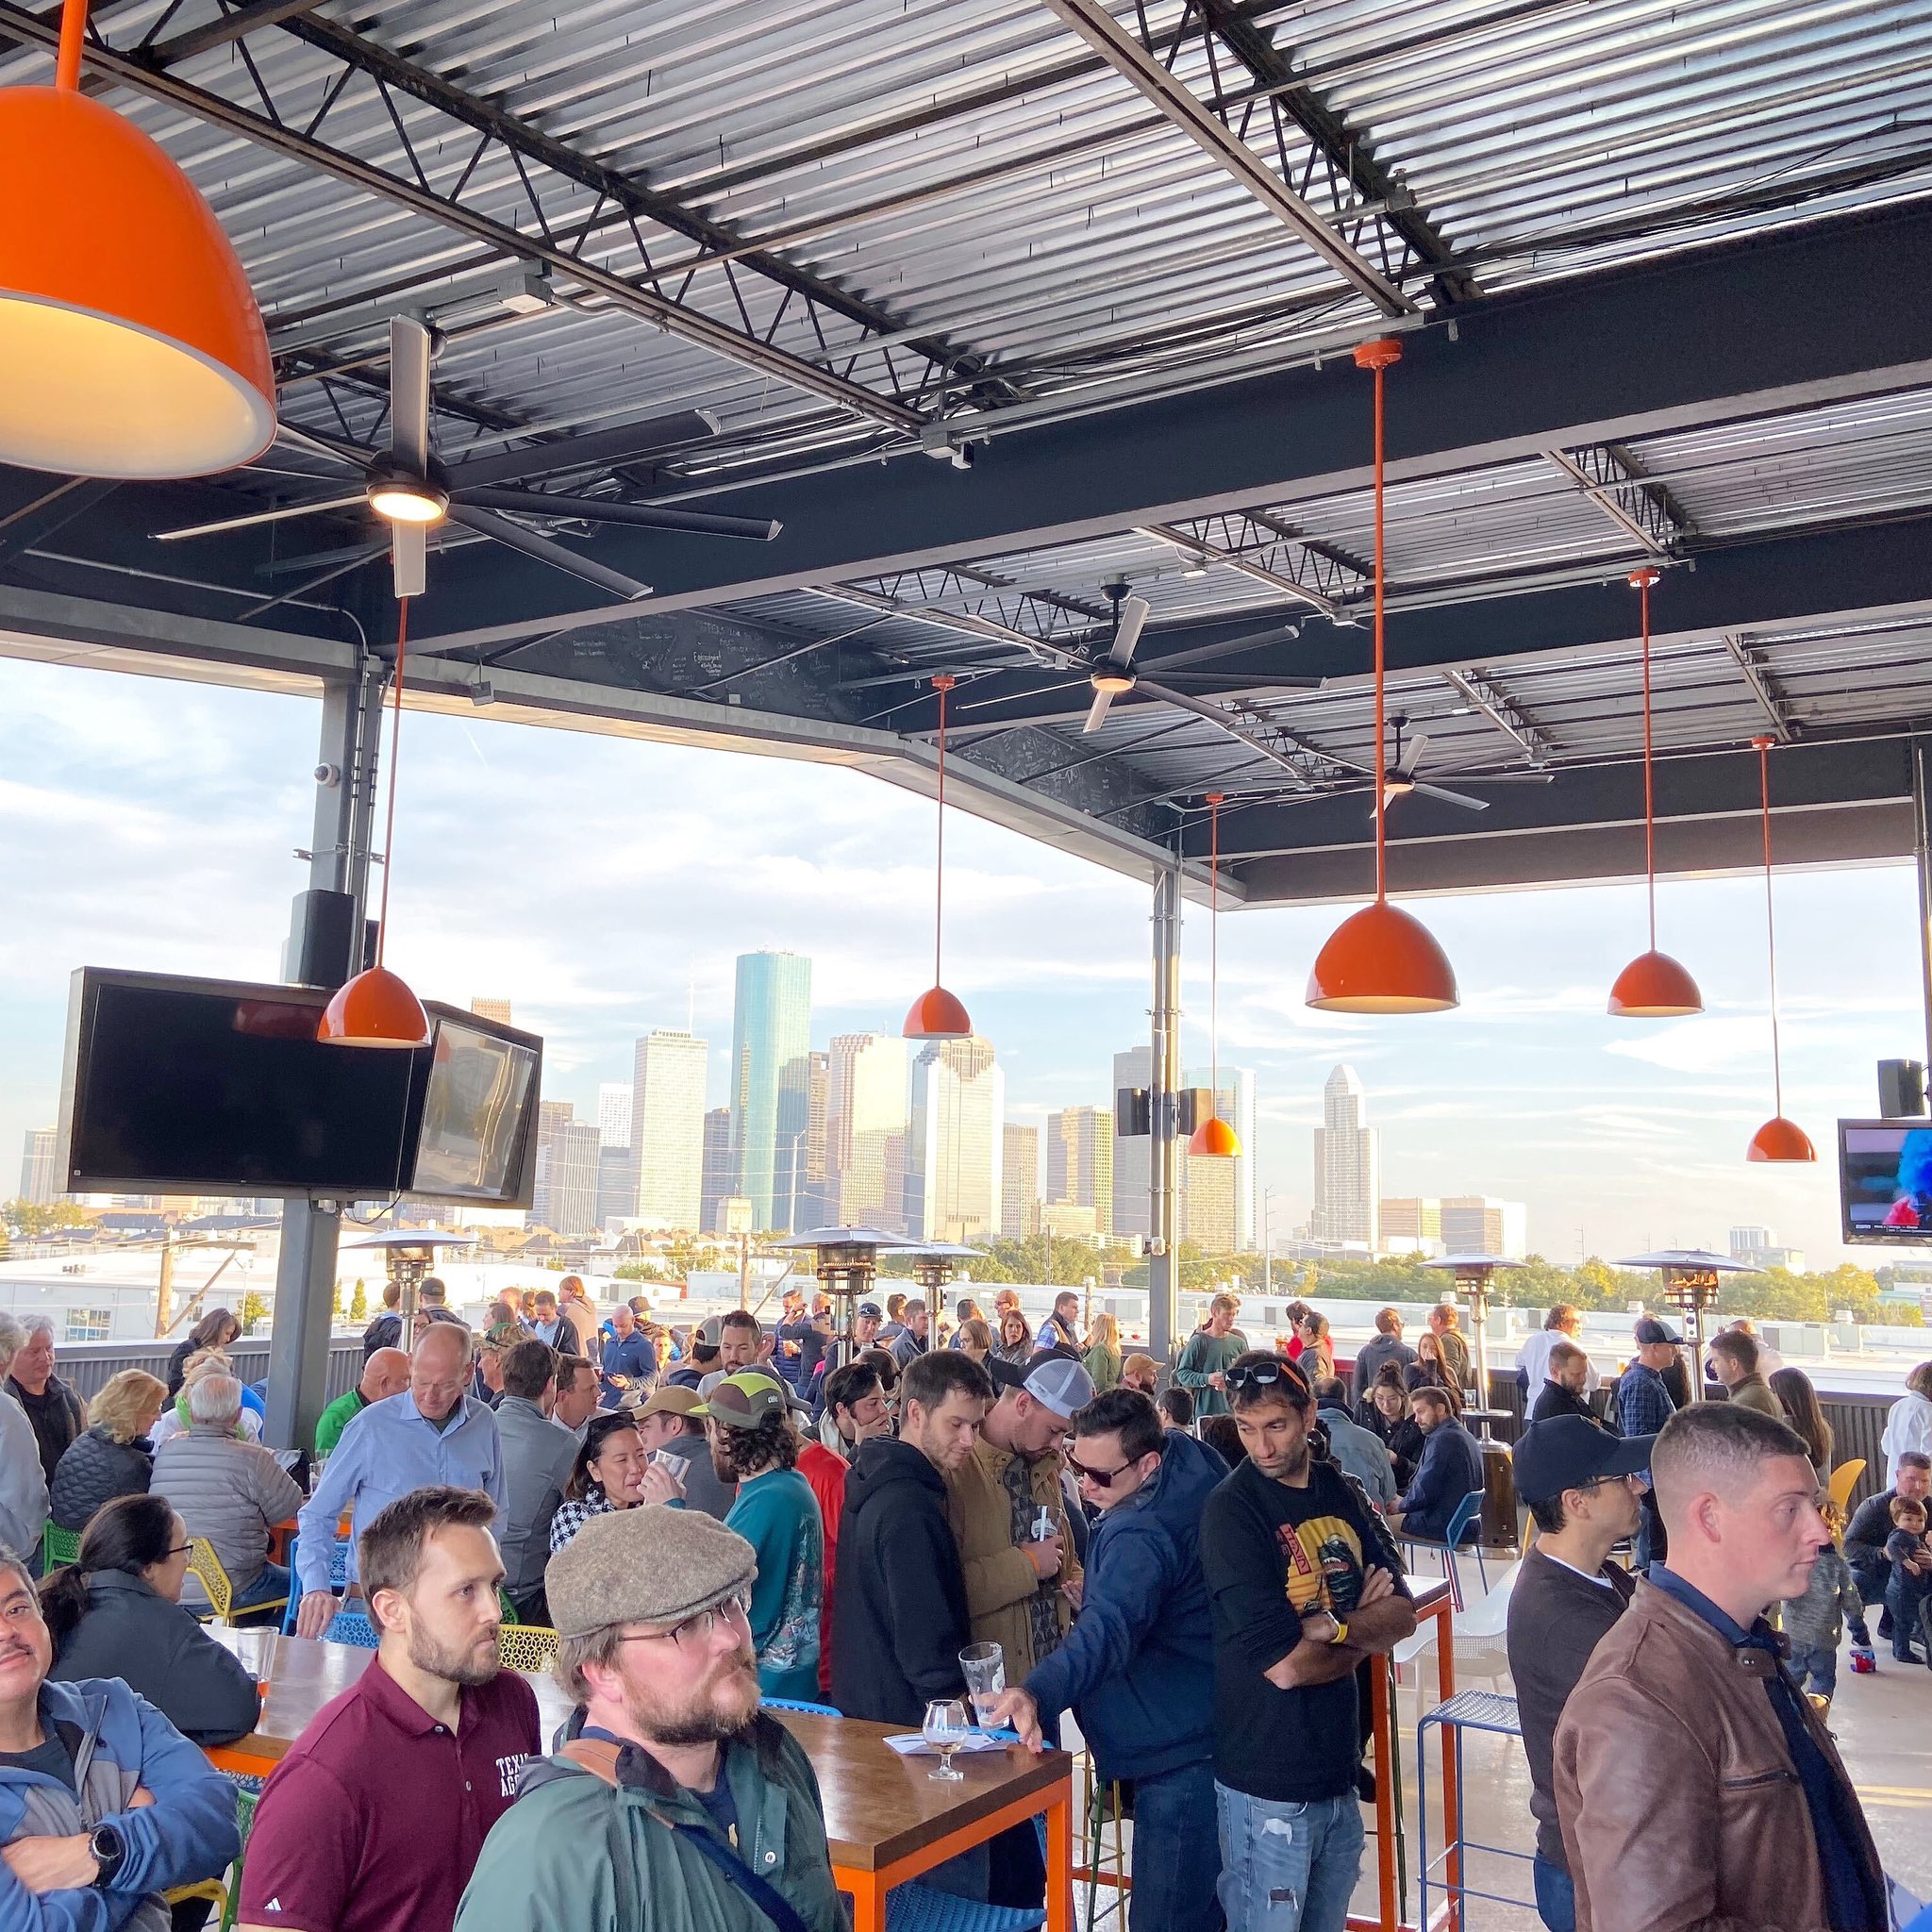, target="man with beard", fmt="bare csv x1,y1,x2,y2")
456,1507,844,1932
239,1488,540,1932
